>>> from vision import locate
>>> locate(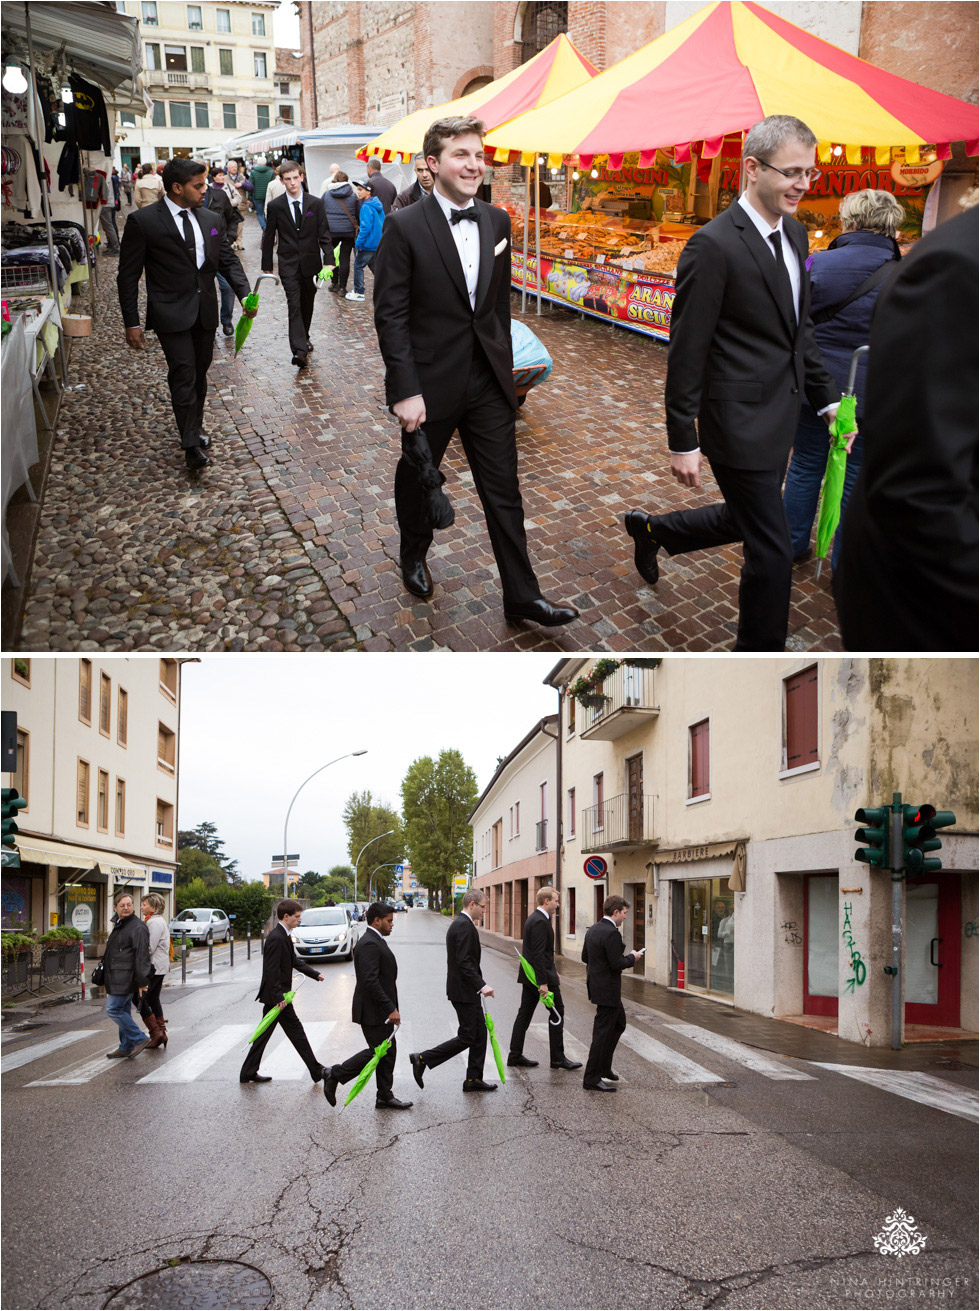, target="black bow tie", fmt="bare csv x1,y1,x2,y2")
450,206,478,225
